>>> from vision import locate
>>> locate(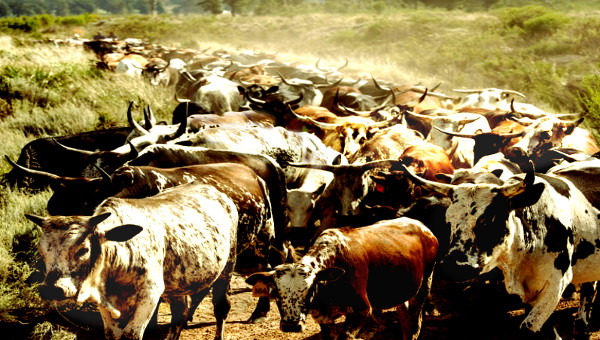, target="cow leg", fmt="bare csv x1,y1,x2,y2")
187,287,212,323
574,281,597,340
519,284,564,339
120,288,163,340
211,277,232,340
248,296,270,323
165,296,190,340
398,266,434,340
